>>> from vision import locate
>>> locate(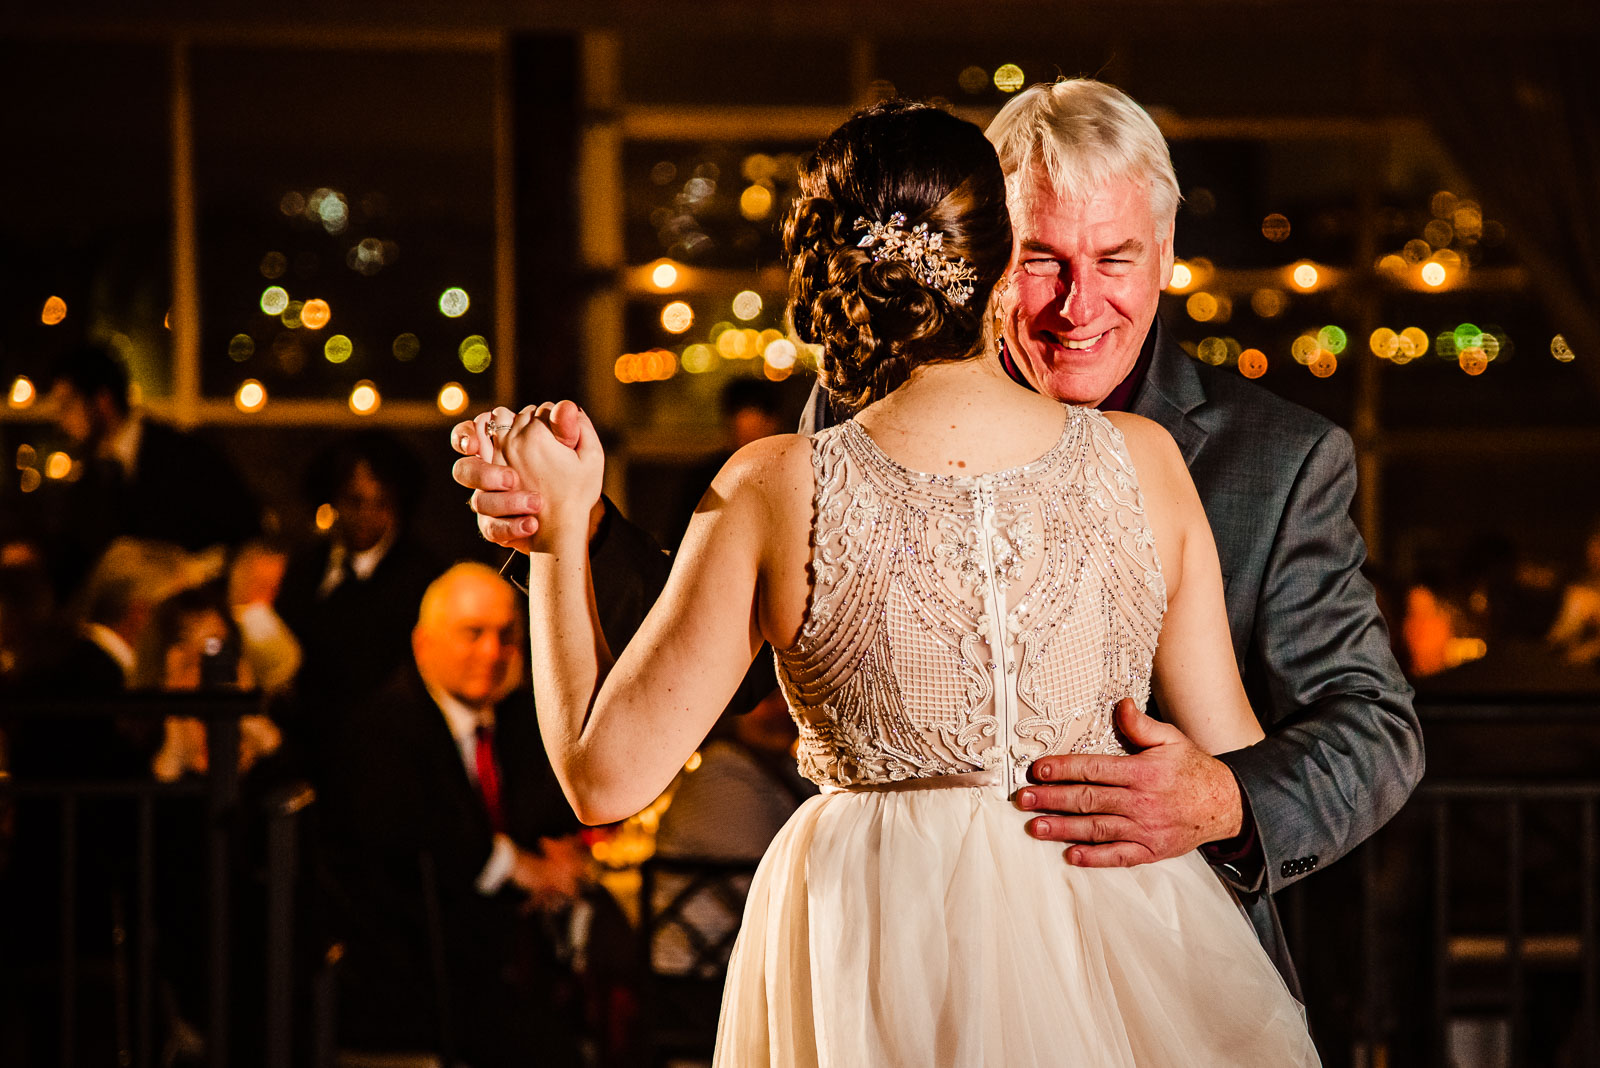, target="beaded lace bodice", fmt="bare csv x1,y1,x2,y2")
775,405,1167,793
